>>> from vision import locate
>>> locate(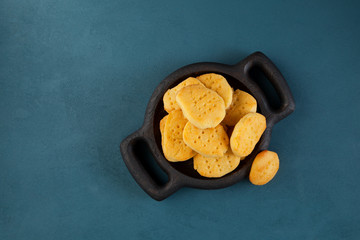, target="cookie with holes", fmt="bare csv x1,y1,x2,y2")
162,110,196,162
196,73,233,109
193,150,241,178
183,122,229,157
230,112,266,158
163,77,204,113
176,84,226,129
249,150,279,185
223,89,257,126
